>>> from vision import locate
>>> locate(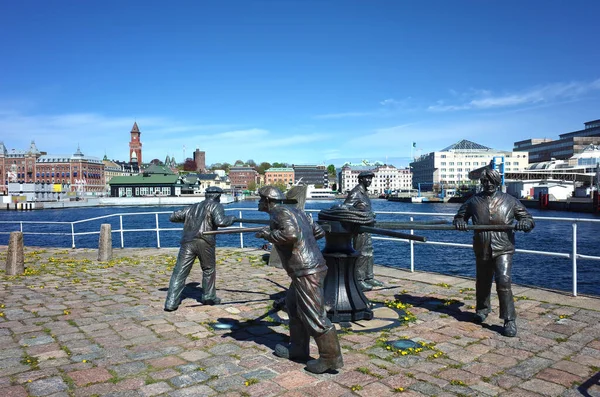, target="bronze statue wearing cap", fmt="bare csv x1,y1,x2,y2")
255,185,344,374
453,168,534,337
164,186,235,310
343,170,383,291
